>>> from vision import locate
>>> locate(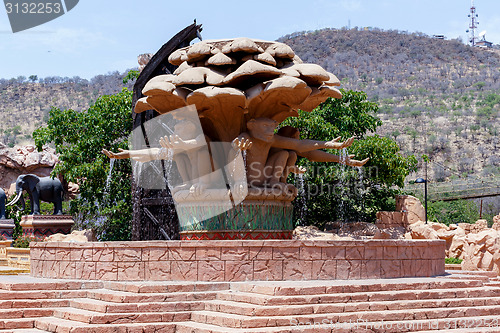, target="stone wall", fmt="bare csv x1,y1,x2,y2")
0,145,57,195
375,195,425,229
30,239,446,281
